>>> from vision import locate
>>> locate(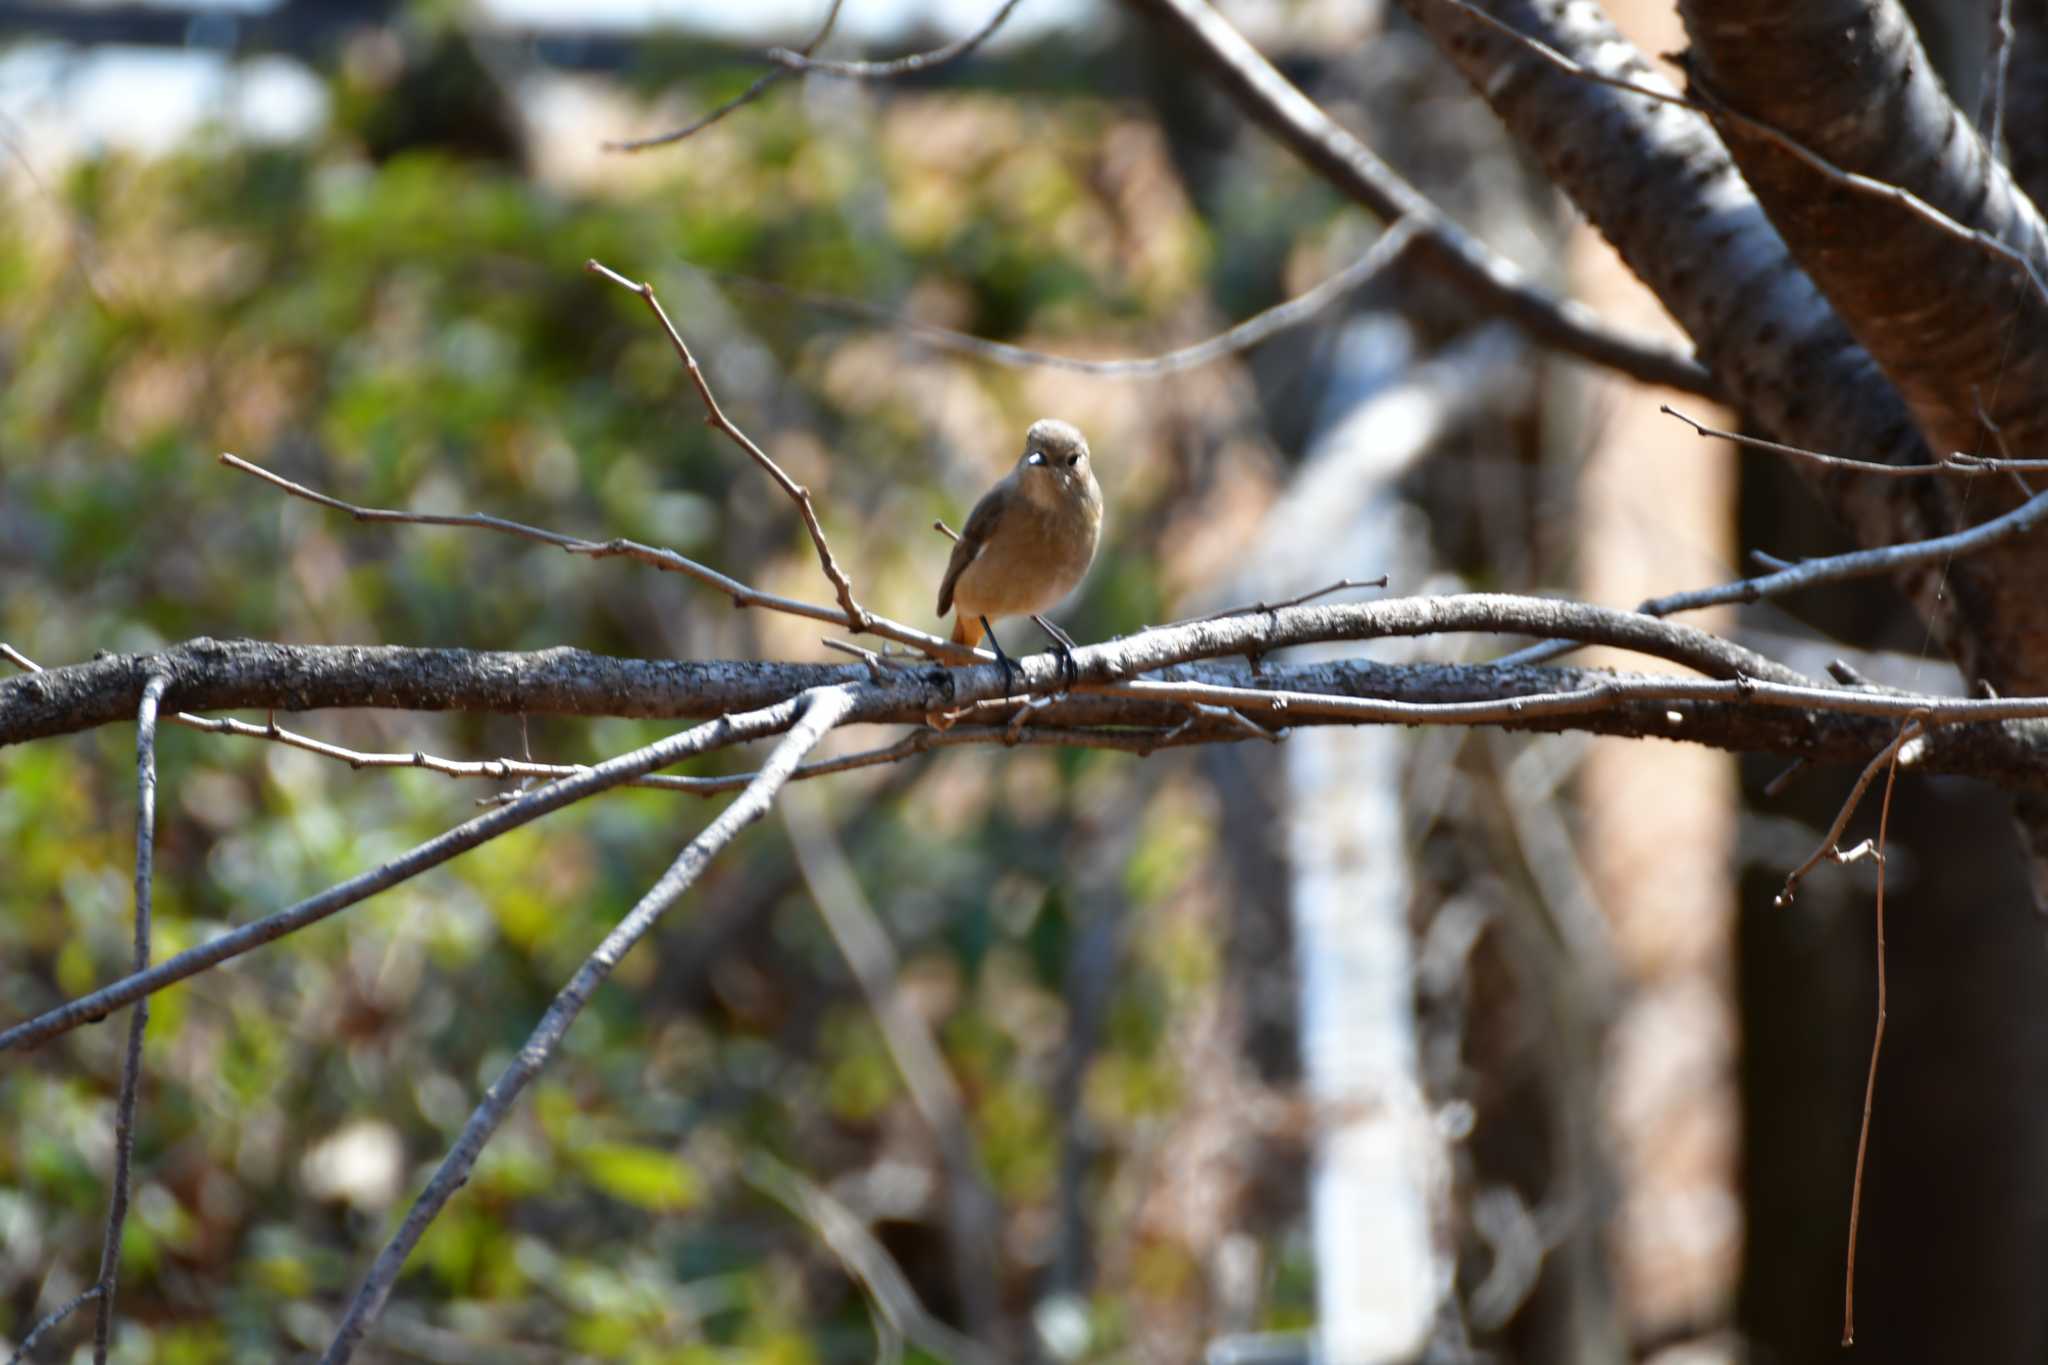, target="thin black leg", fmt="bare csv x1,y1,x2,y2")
1032,614,1080,691
981,616,1018,698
